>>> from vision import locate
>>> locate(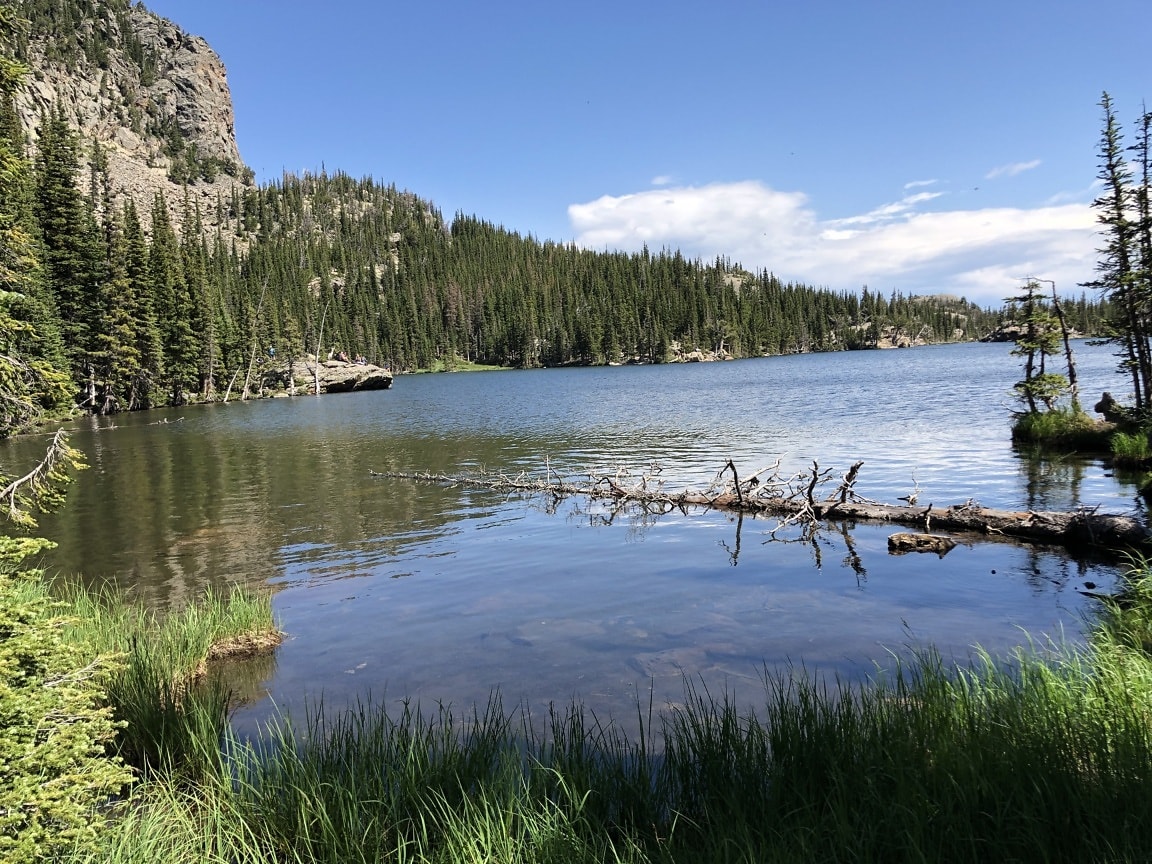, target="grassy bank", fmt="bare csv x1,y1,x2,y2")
0,554,280,862
1011,406,1114,450
0,557,278,861
63,565,1152,863
60,583,282,780
1012,407,1152,484
413,357,509,373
